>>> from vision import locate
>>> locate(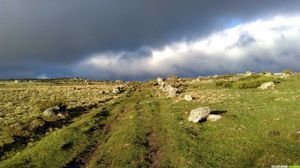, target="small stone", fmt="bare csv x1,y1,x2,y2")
112,88,120,94
207,114,222,122
57,113,64,117
184,95,193,101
